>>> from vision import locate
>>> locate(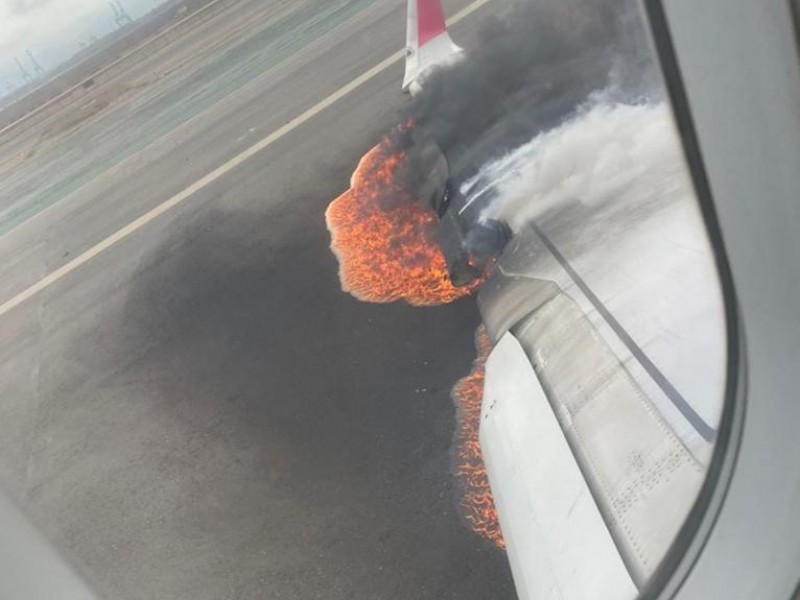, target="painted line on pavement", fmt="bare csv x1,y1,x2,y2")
0,0,490,319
